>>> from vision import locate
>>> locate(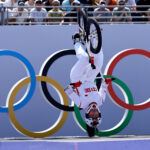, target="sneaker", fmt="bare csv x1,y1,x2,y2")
72,33,81,44
105,78,115,84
